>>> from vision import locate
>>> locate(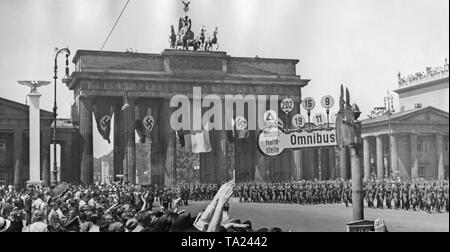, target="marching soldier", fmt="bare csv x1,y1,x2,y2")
385,182,392,209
